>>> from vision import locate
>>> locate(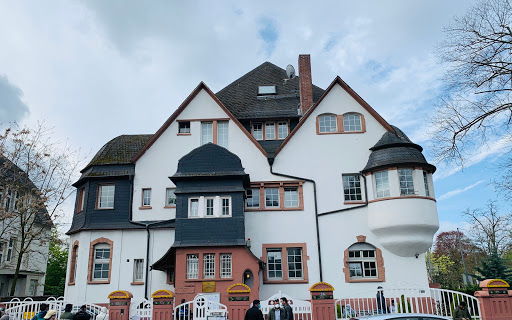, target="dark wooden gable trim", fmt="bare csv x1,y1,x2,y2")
274,76,396,157
132,82,267,163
